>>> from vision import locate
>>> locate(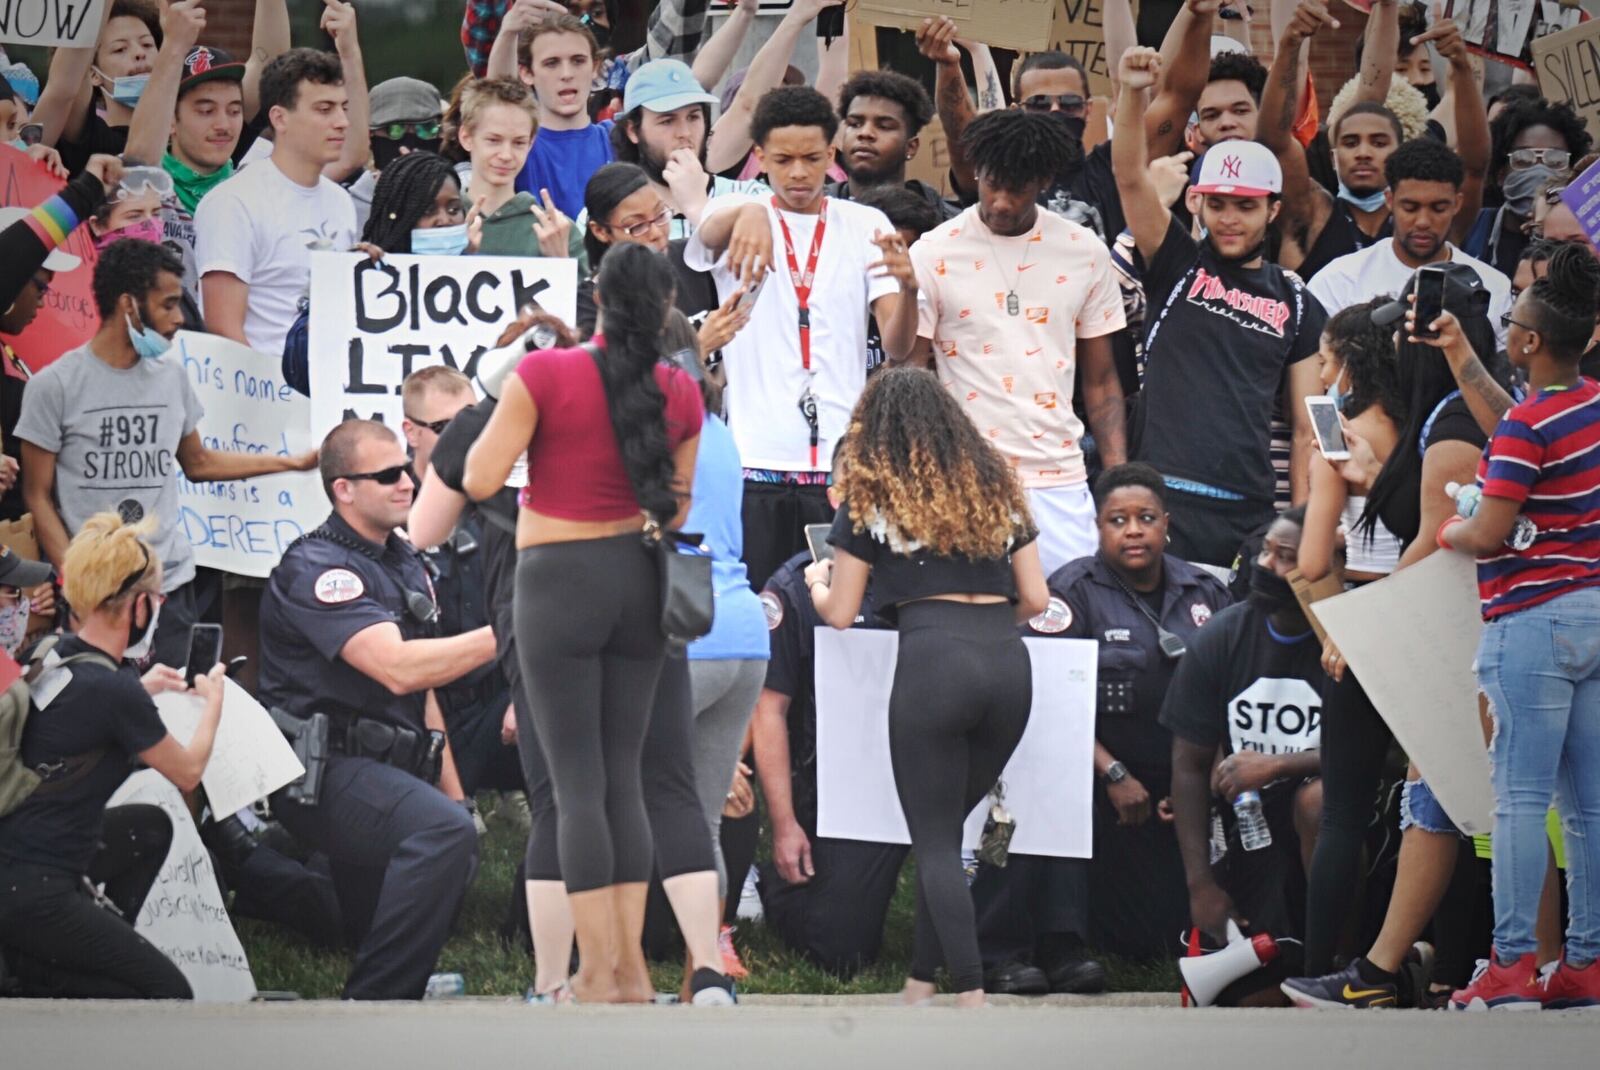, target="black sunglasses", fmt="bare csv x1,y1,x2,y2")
376,120,442,141
339,463,417,486
405,414,452,435
1500,311,1537,333
1021,94,1086,117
